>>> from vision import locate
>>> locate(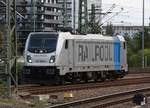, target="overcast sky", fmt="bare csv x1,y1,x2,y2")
75,0,150,26
89,0,150,26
